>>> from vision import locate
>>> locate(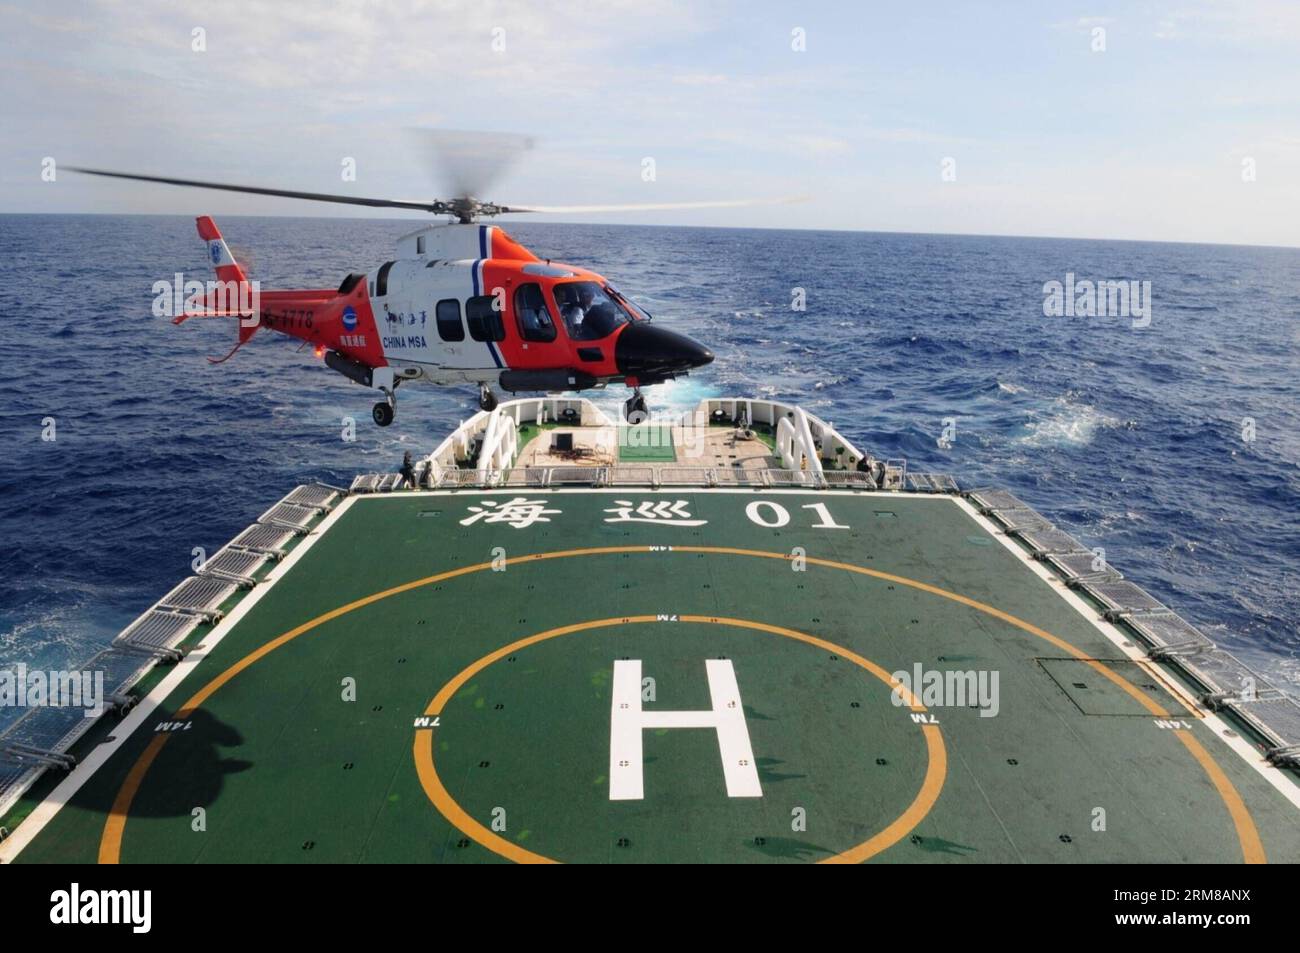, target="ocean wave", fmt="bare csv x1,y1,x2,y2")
1017,394,1121,447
